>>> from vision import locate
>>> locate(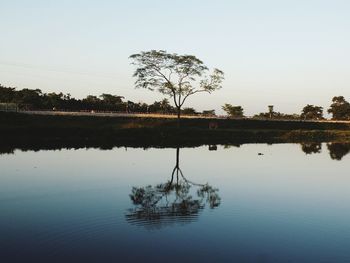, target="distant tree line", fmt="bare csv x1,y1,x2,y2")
2,84,350,120
223,96,350,120
0,84,213,115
